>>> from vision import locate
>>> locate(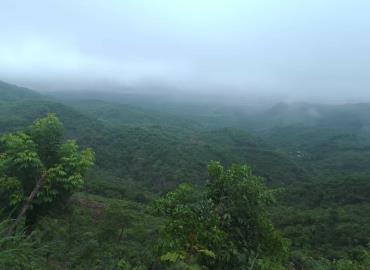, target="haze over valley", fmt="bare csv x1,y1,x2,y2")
1,1,370,270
